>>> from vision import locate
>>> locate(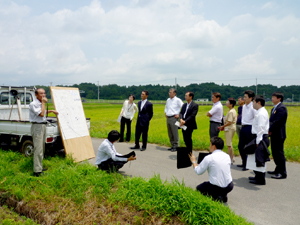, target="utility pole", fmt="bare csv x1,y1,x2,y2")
256,78,257,95
97,81,99,101
50,82,52,87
